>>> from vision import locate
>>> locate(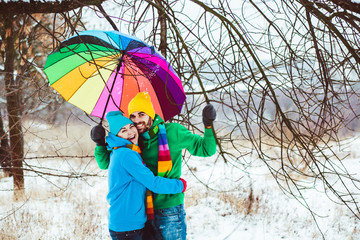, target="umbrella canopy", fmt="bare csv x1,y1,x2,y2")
44,30,186,121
